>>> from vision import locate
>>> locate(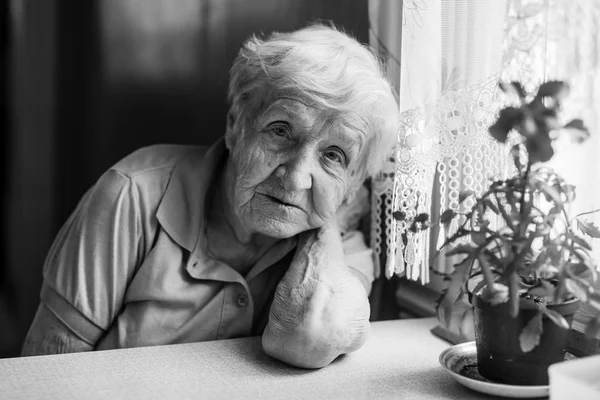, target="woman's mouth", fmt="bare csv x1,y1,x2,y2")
267,195,285,204
261,193,300,209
